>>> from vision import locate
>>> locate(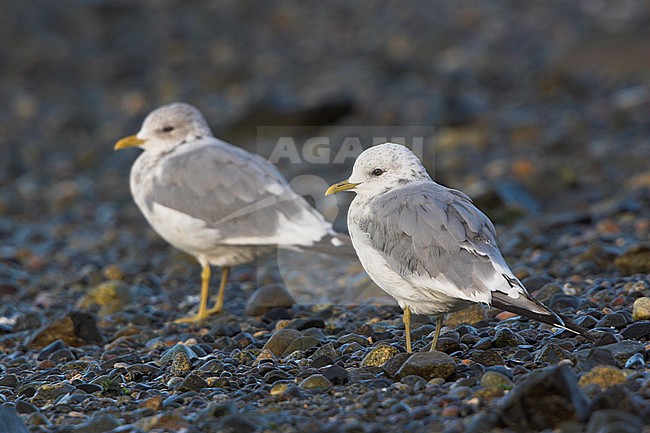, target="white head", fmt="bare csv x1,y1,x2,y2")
326,142,431,197
114,102,213,152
